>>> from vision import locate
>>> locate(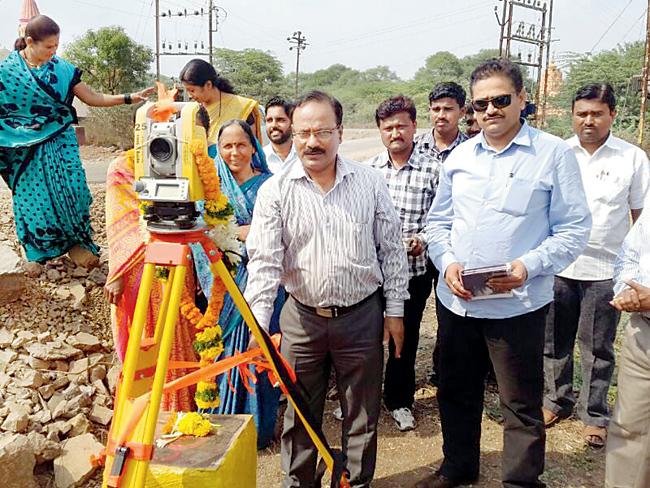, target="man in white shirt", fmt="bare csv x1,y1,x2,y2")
262,96,298,173
246,90,409,487
607,212,650,488
543,83,650,448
